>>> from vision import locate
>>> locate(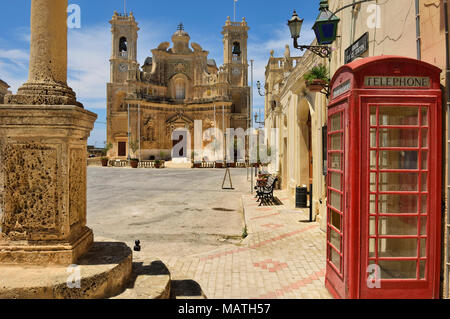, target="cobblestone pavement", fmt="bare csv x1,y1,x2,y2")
158,191,333,299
